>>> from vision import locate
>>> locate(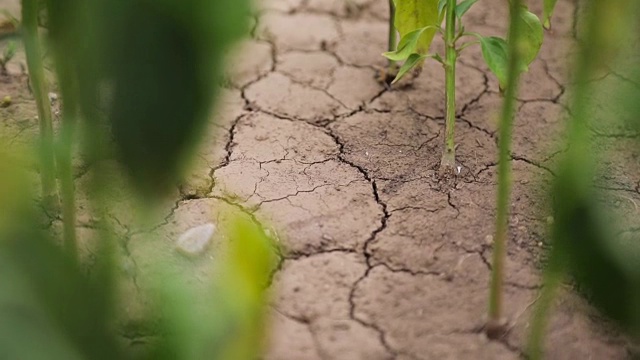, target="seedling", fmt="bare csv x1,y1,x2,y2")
383,0,543,174
385,0,546,339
